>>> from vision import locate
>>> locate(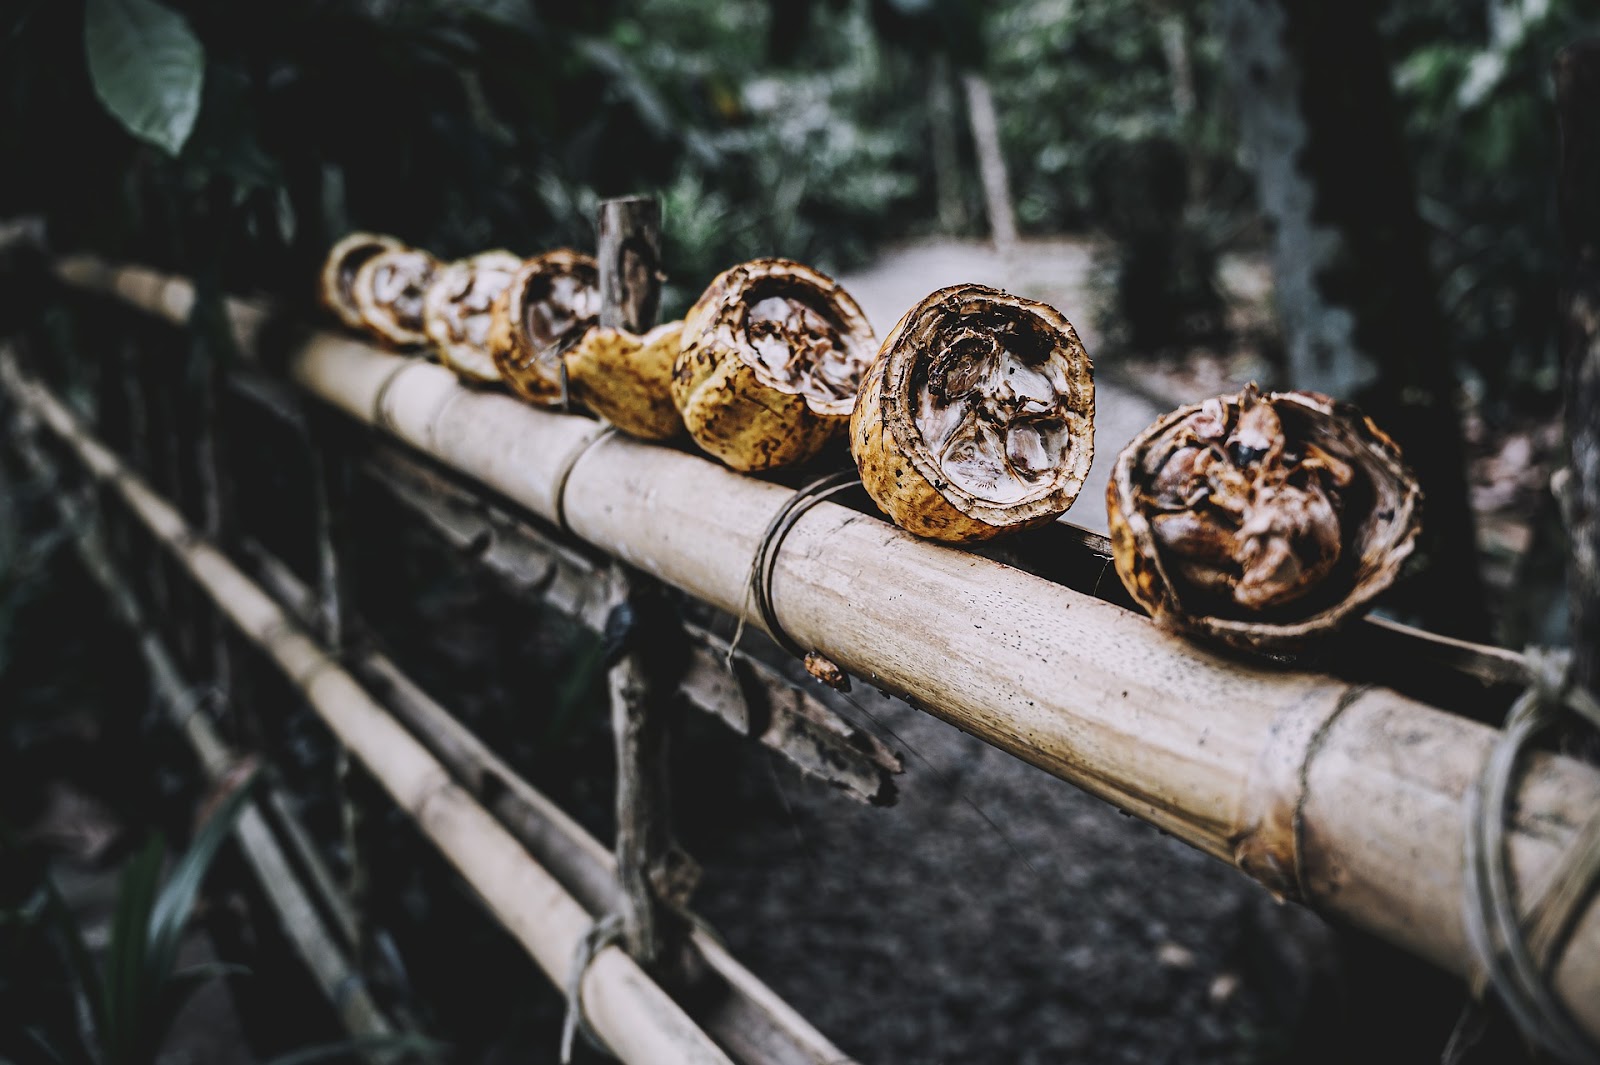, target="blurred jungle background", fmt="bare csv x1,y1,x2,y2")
2,0,1597,1062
